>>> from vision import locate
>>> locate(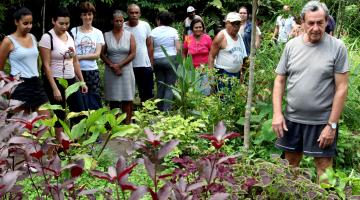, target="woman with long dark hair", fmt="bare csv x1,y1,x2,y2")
39,7,87,136
0,7,48,114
